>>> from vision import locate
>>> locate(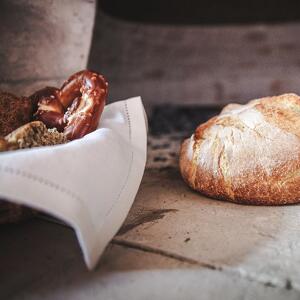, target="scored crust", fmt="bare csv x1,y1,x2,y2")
179,93,300,205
